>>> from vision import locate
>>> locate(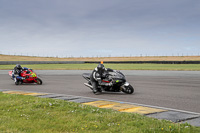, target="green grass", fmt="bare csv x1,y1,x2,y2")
0,63,200,71
0,92,199,133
